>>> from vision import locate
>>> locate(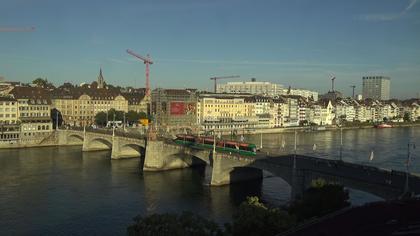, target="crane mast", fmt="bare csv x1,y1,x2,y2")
350,85,356,98
126,49,153,96
210,75,240,93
